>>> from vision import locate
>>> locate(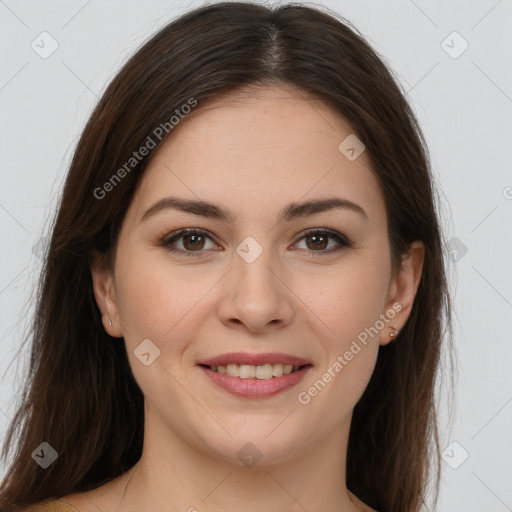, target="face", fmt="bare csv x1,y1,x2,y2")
92,85,424,466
